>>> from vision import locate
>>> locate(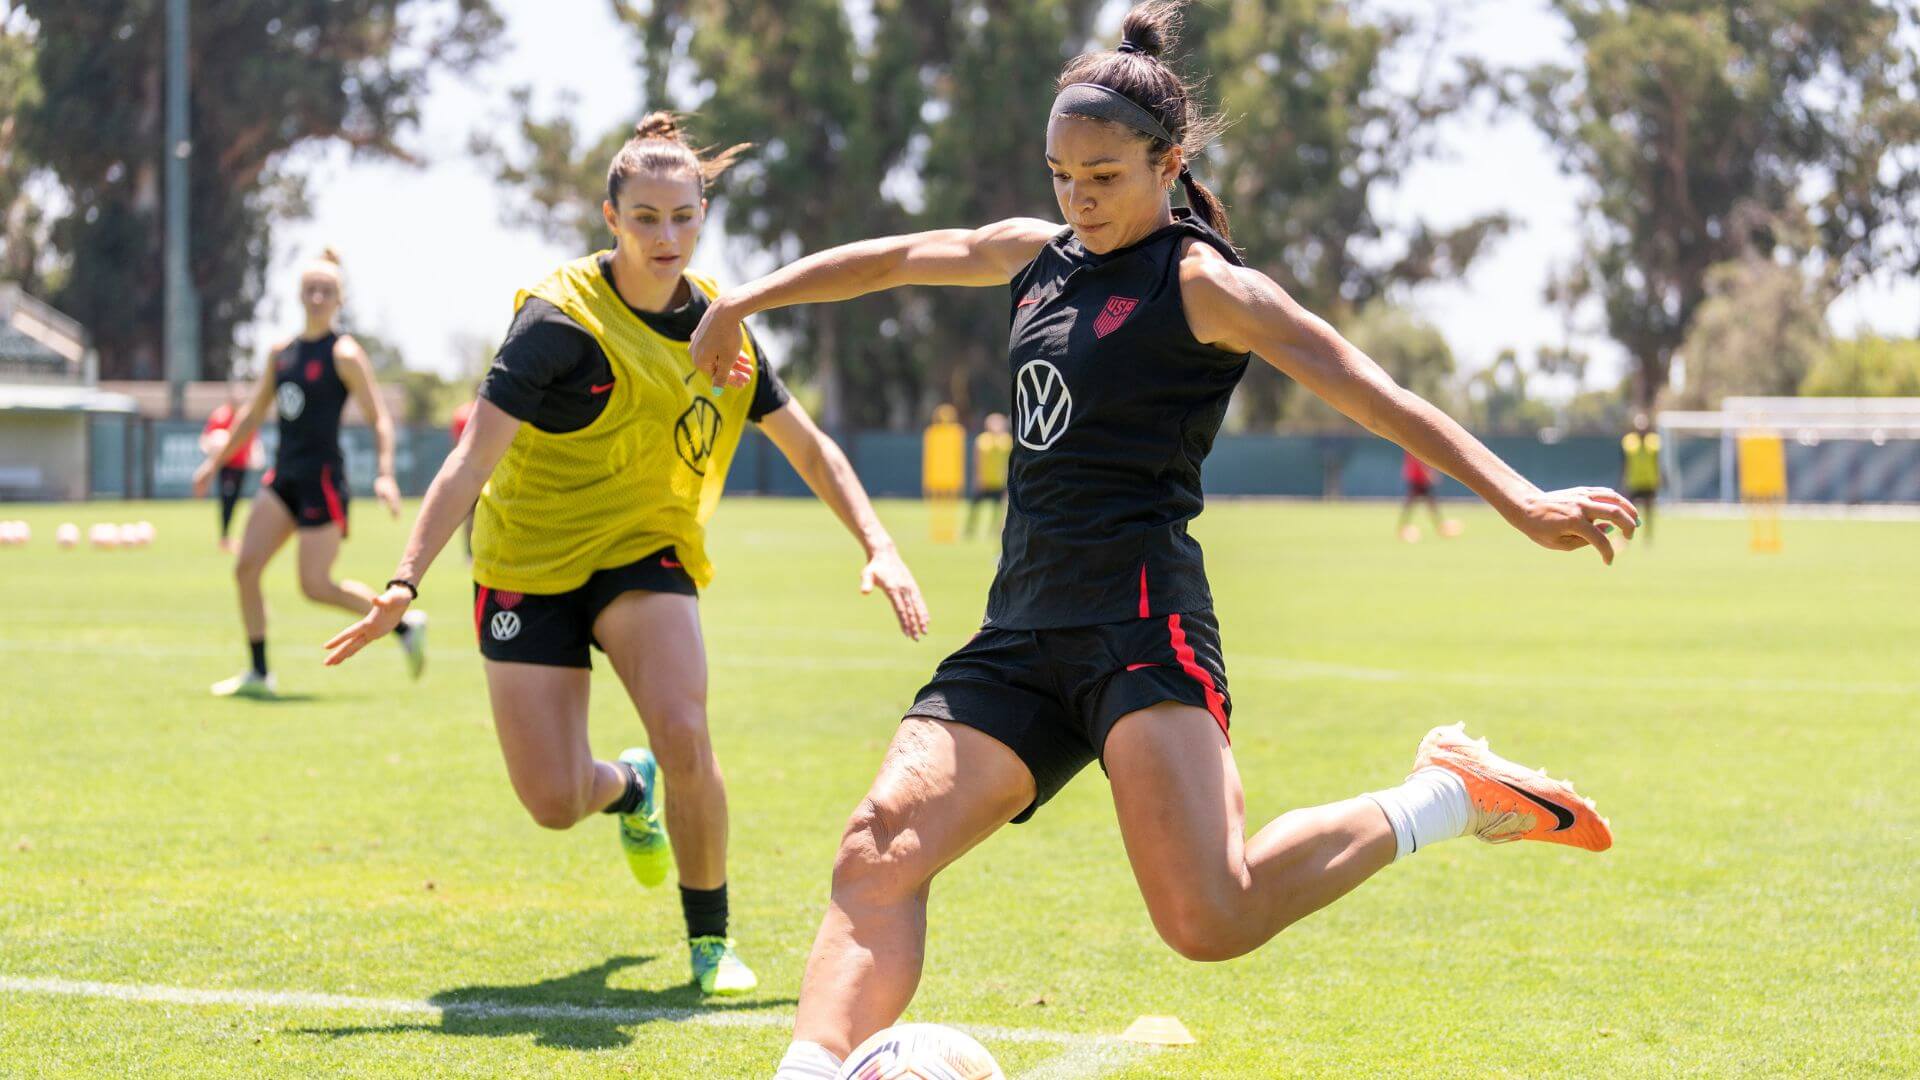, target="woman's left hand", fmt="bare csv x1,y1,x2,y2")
1510,486,1639,564
374,475,402,518
861,545,931,640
